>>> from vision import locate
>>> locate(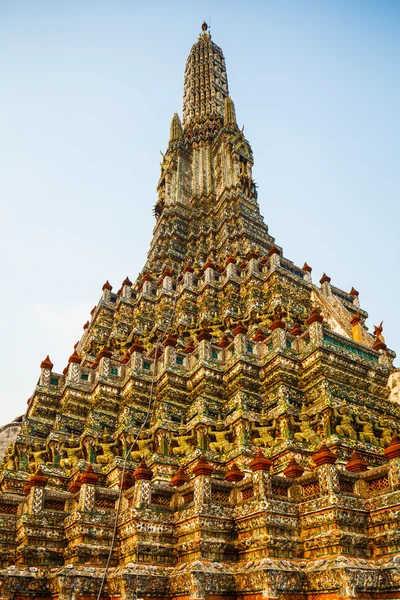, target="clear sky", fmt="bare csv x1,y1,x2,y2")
0,1,399,424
